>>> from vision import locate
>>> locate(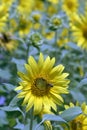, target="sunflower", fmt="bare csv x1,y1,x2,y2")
42,29,55,40
18,16,32,36
34,0,44,12
57,28,69,47
62,0,79,15
47,0,59,4
17,0,34,17
15,53,70,115
1,0,14,7
64,102,87,130
0,4,9,32
71,12,87,50
0,33,18,51
47,4,58,17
